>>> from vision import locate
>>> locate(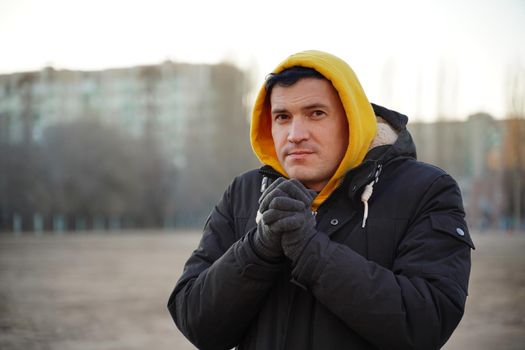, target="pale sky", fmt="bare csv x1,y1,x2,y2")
0,0,524,121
